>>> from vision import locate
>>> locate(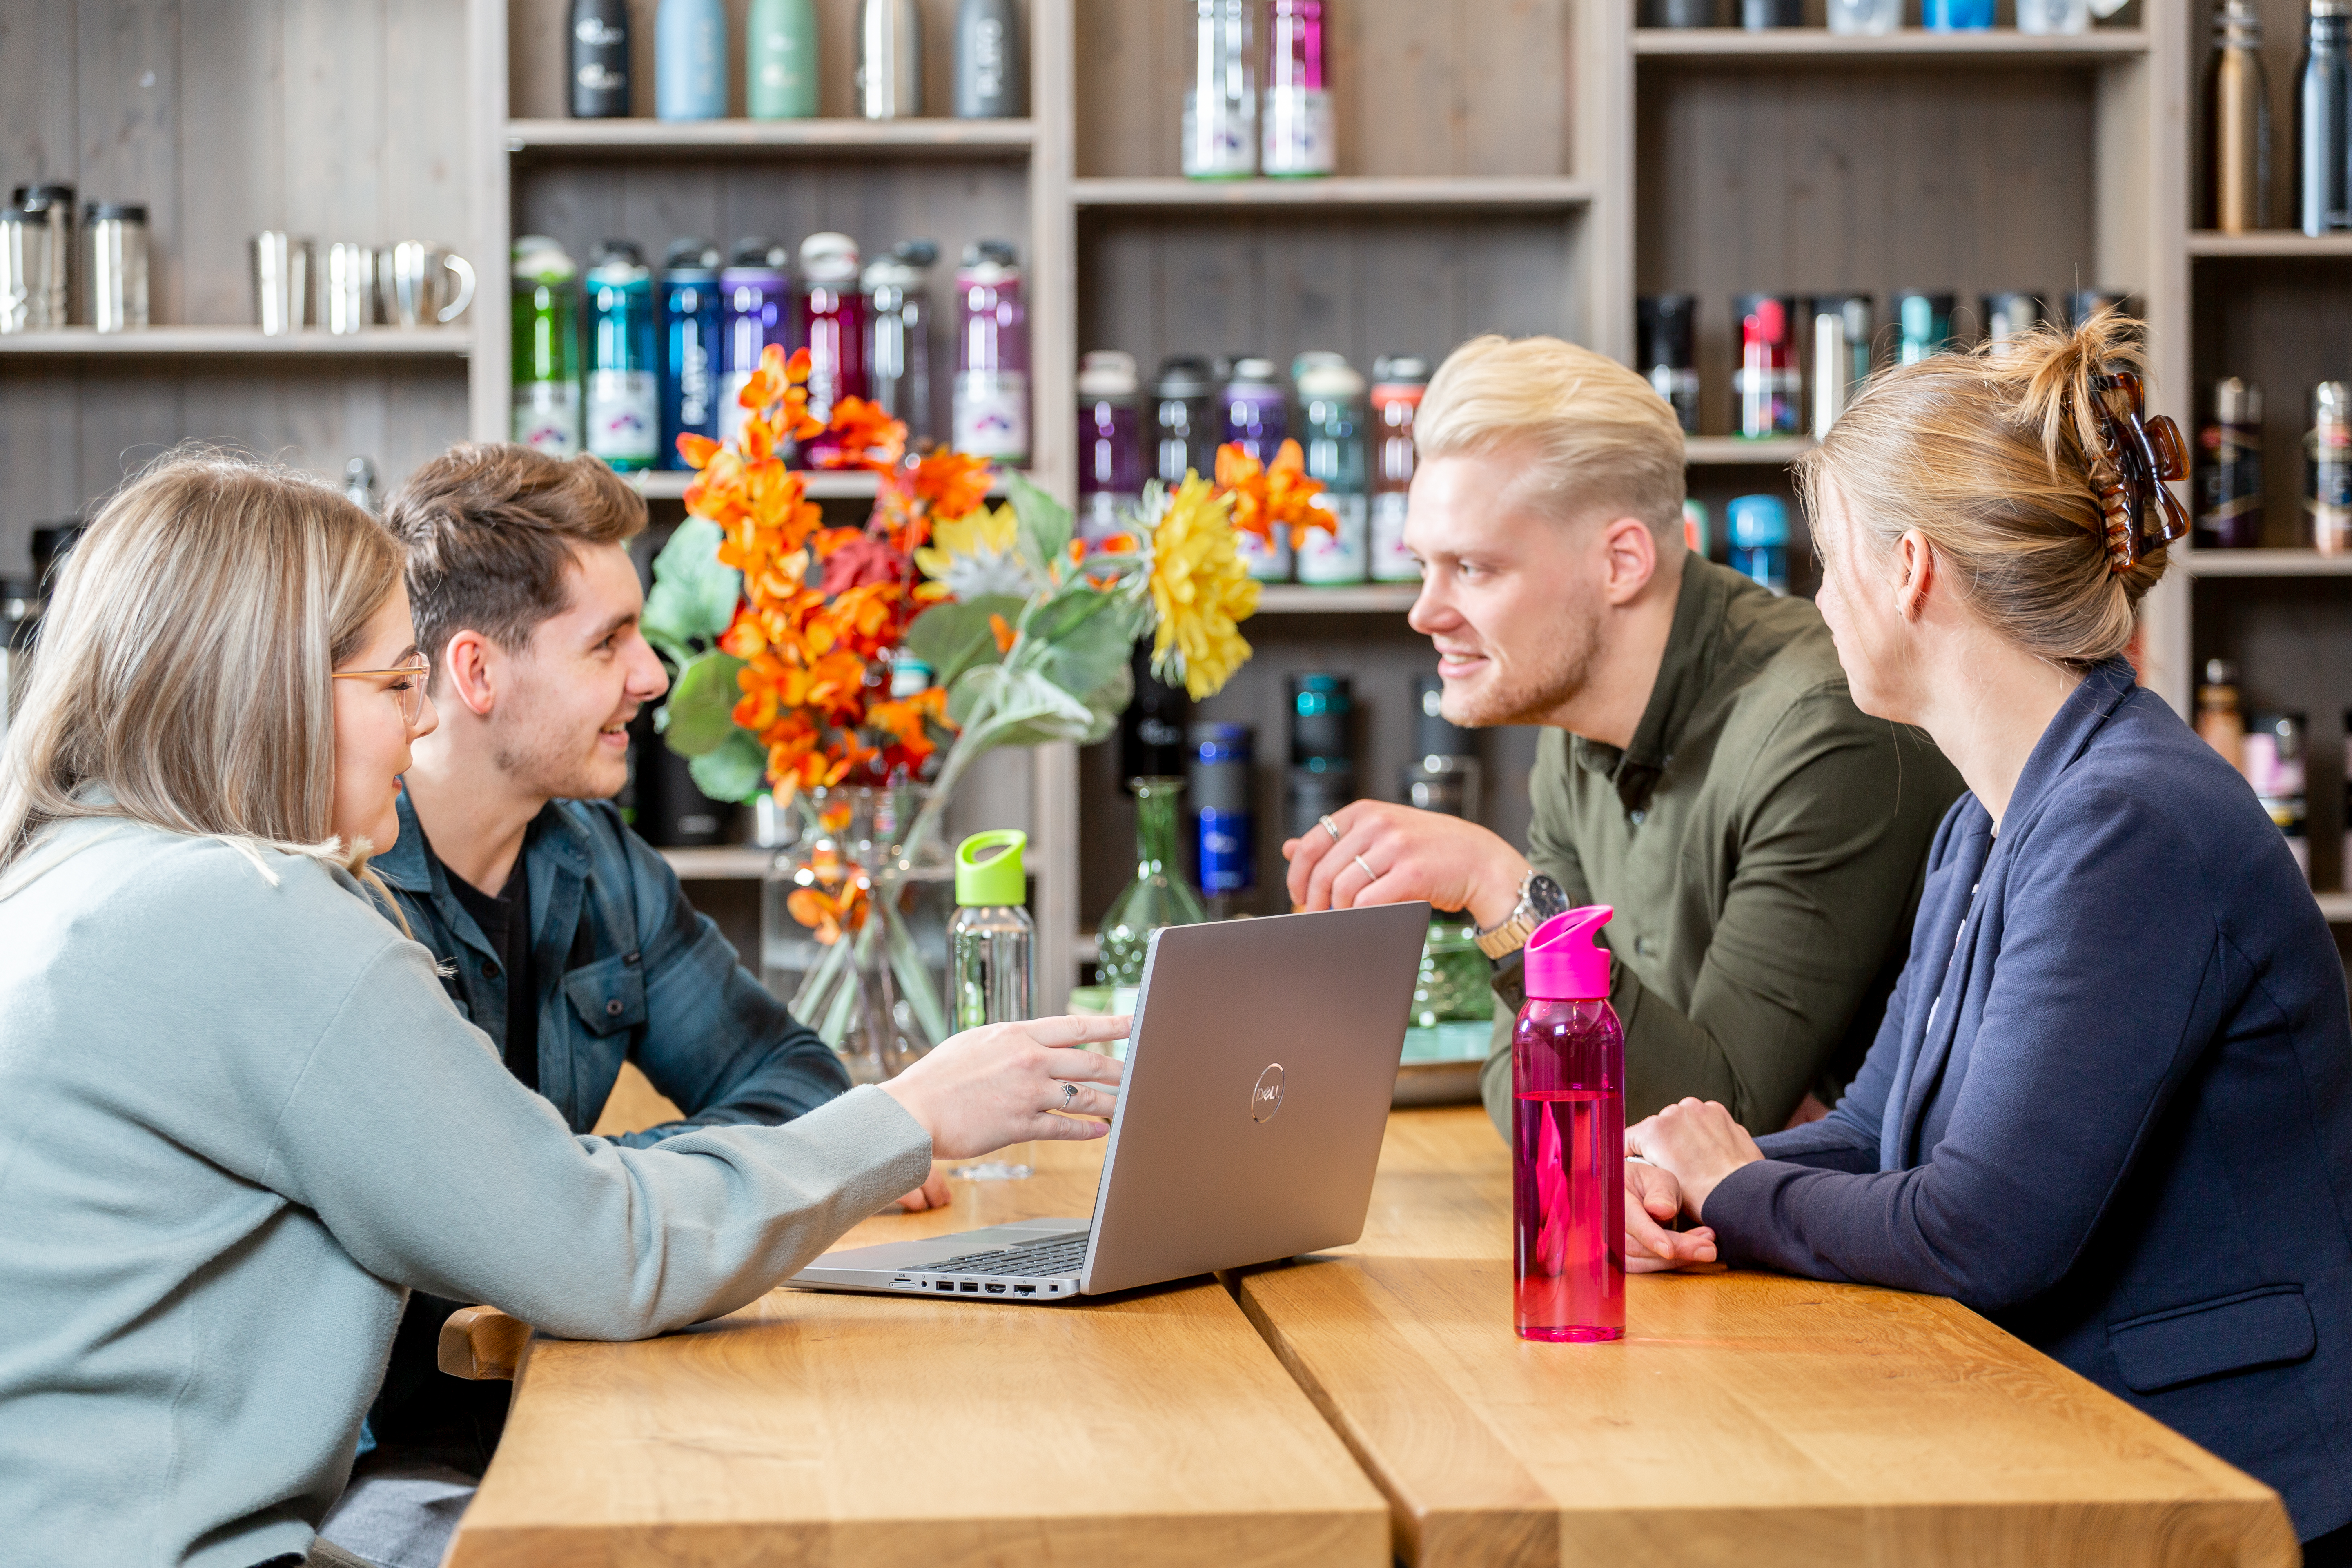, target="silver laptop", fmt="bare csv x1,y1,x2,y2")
789,901,1430,1302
